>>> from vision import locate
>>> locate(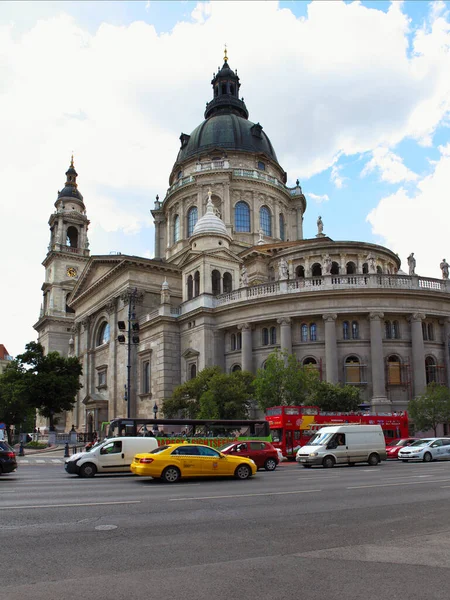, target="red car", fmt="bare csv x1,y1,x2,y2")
219,440,279,471
386,437,420,459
